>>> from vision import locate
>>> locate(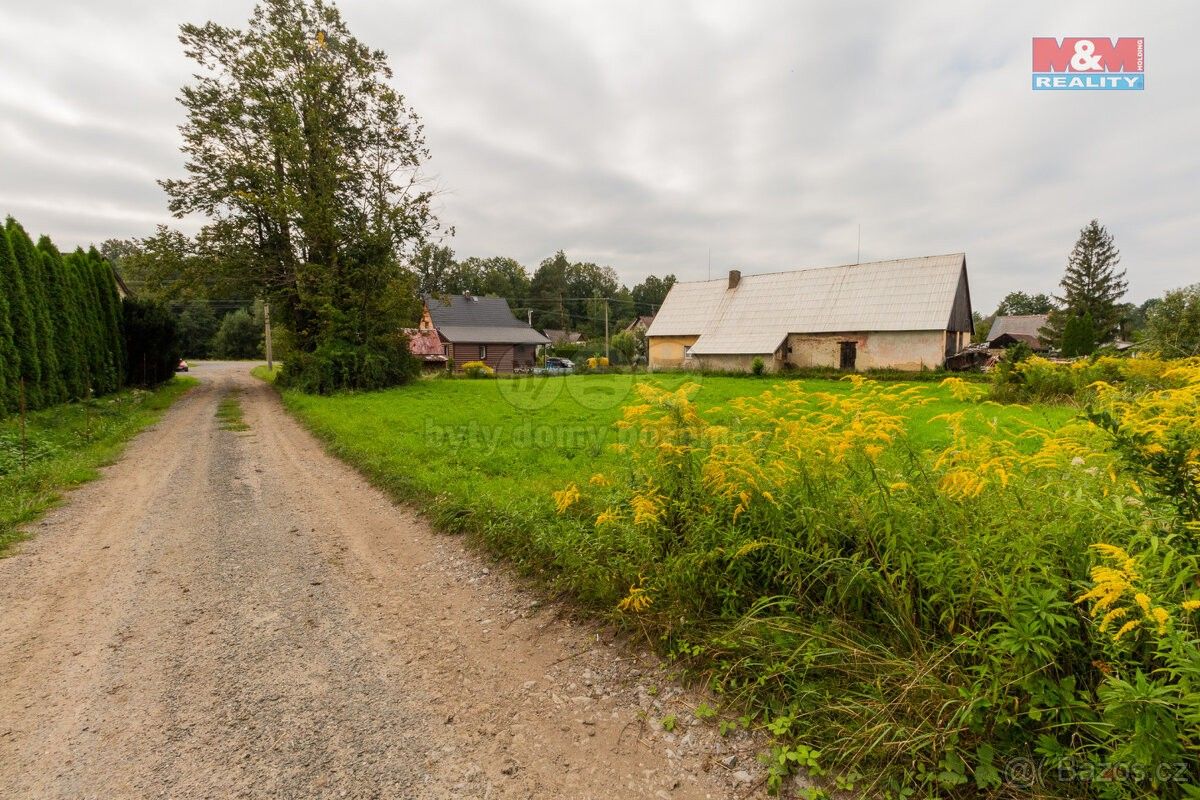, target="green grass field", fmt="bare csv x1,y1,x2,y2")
274,371,1200,795
0,377,197,556
276,372,1076,537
